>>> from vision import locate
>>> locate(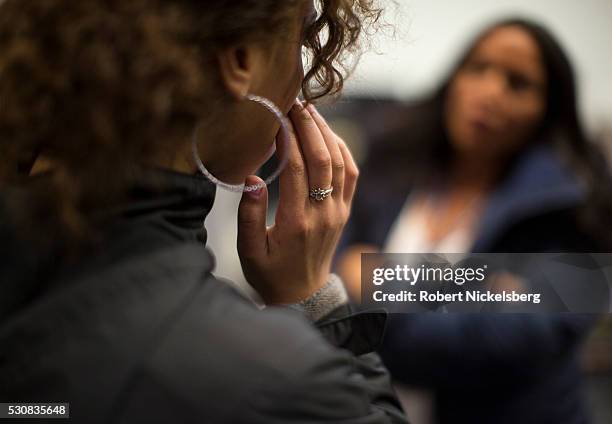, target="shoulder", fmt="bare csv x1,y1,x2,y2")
117,277,369,423
1,241,346,421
